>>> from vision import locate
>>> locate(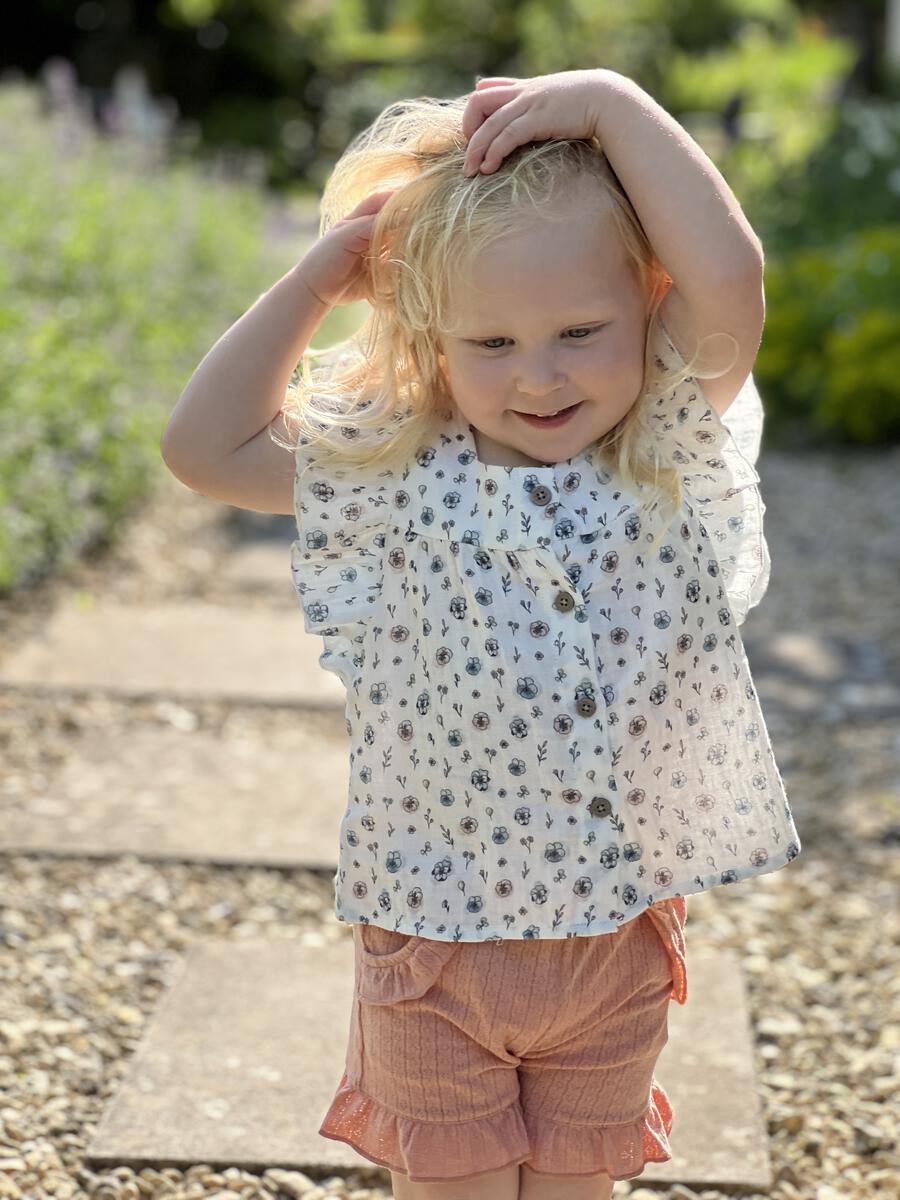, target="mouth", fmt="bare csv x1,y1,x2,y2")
513,401,584,429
